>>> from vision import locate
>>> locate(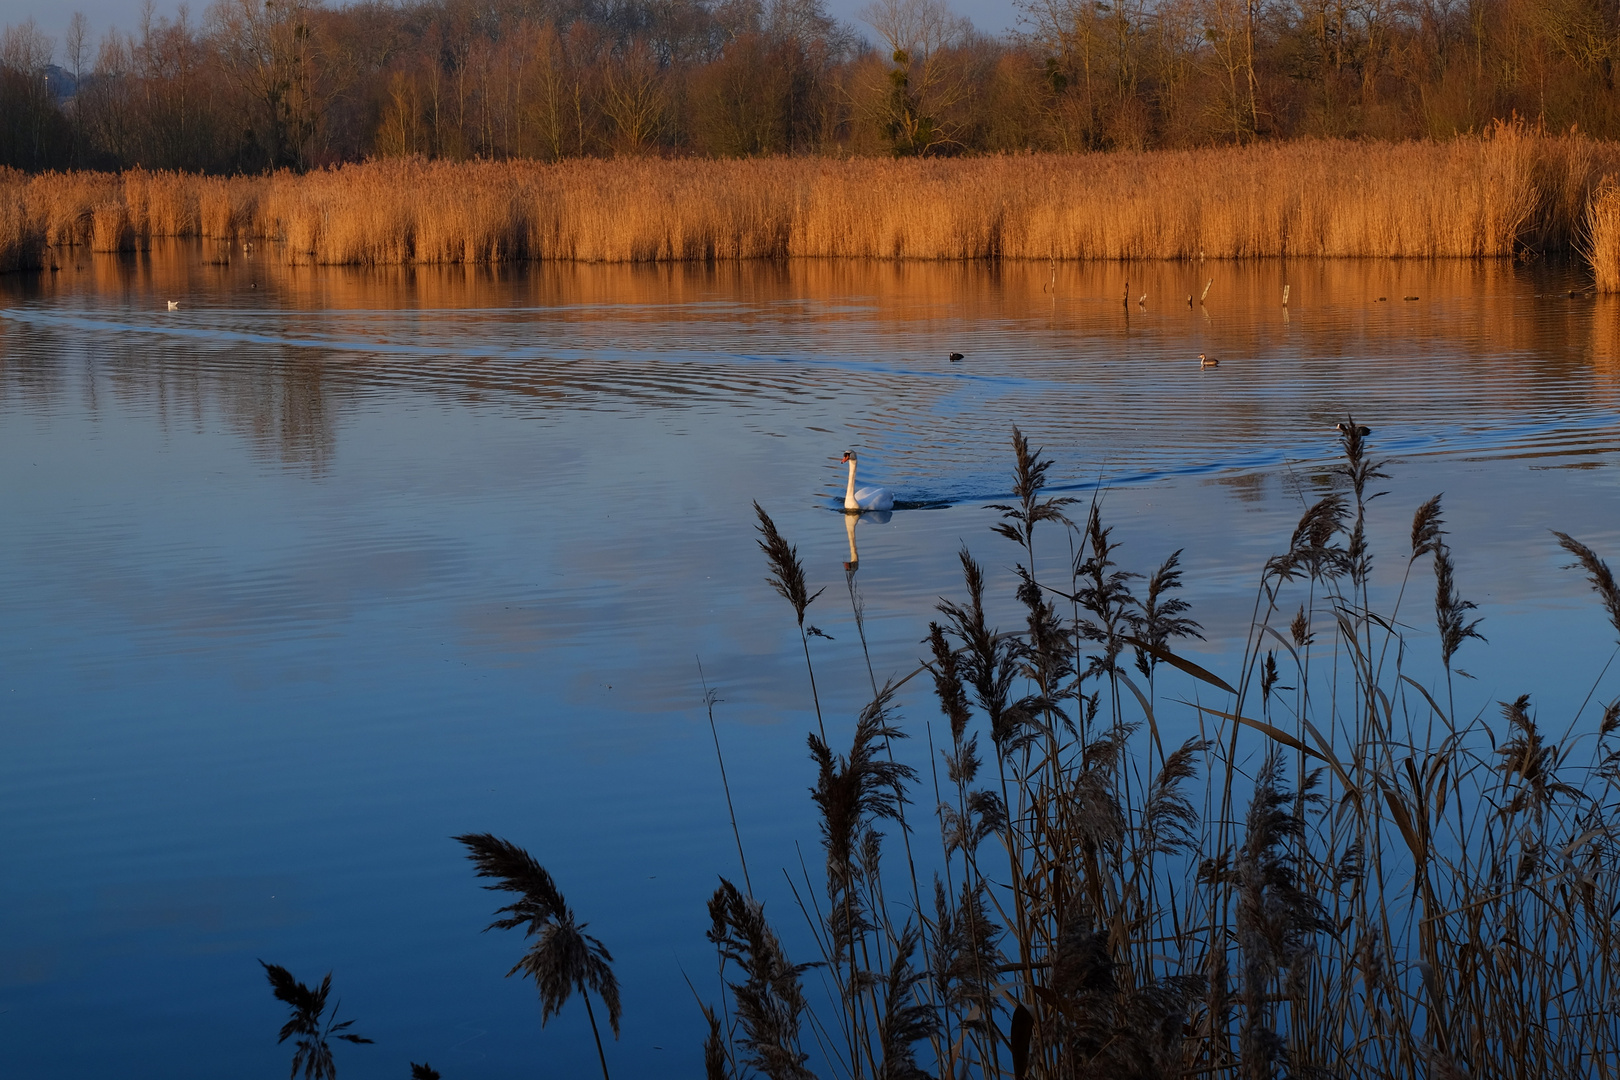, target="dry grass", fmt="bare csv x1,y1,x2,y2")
723,426,1620,1080
1587,180,1620,292
6,127,1620,276
0,169,46,273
